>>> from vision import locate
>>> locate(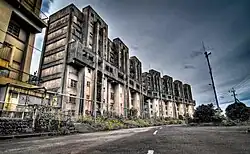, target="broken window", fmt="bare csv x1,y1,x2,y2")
70,79,77,88
86,95,90,99
110,92,114,100
7,21,20,37
69,94,76,104
88,68,91,73
87,81,90,87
